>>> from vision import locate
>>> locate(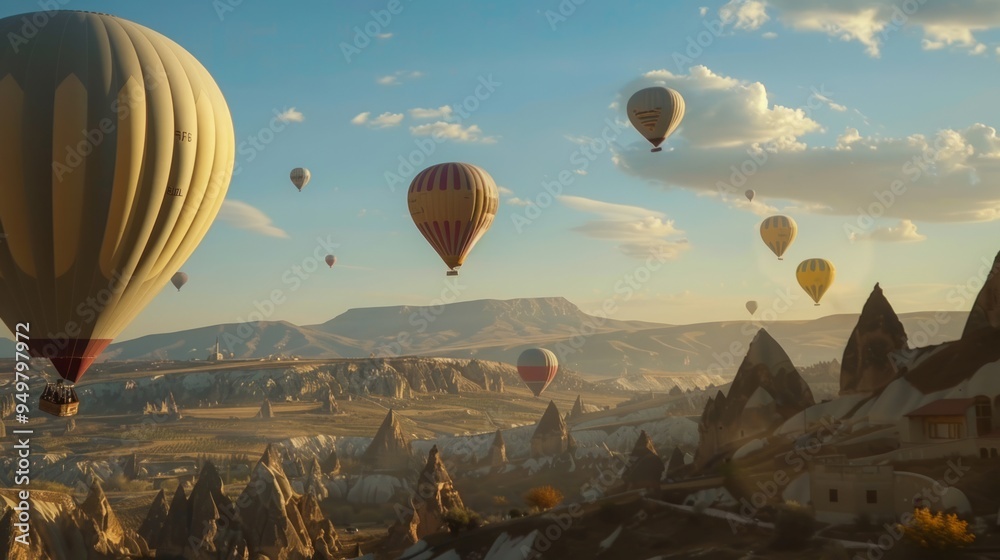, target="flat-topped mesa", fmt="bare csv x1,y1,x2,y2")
963,250,1000,337
840,283,909,395
361,409,413,471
